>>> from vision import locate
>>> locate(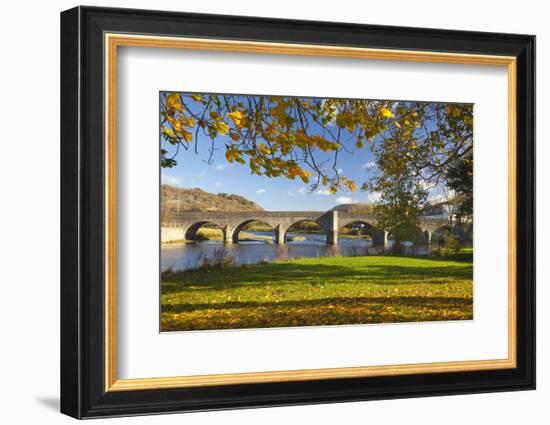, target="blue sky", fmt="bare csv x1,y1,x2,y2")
160,93,447,211
161,145,380,211
161,130,381,212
